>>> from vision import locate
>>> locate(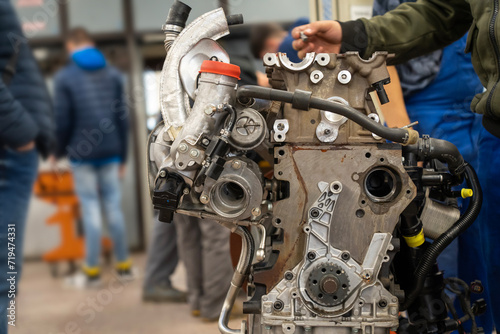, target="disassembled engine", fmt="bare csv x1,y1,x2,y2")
148,2,485,334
